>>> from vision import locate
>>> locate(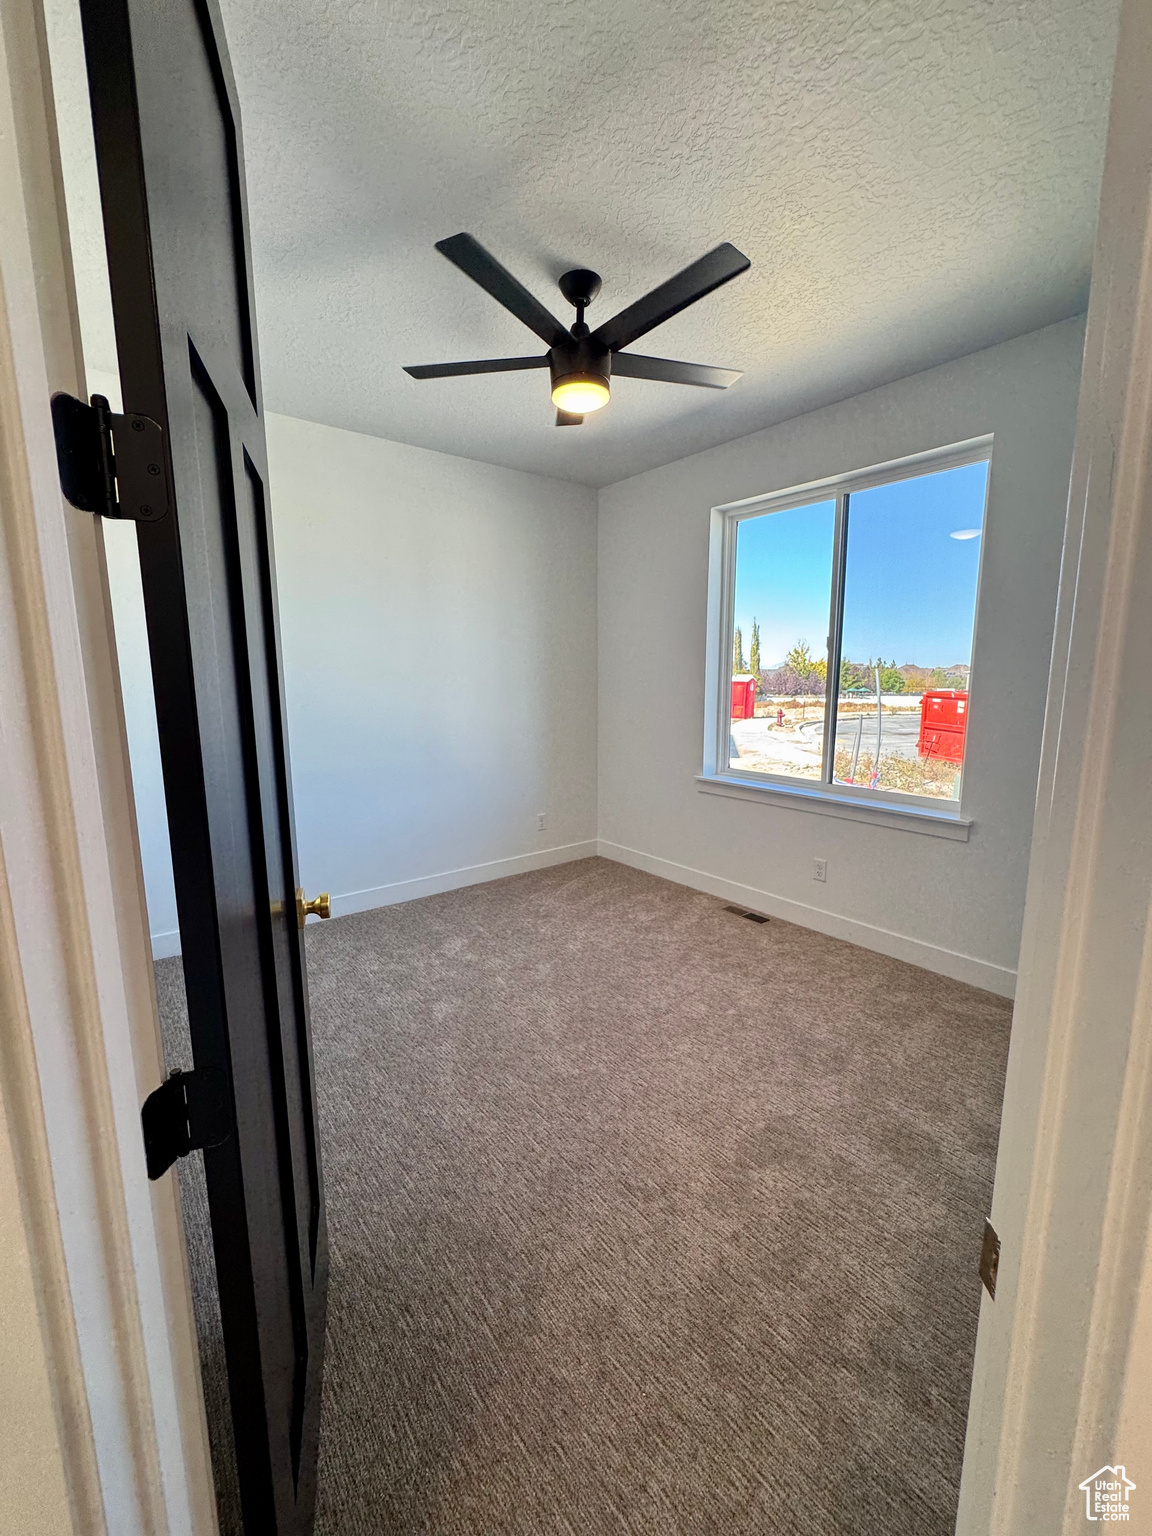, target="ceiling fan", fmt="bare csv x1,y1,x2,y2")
404,233,751,425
